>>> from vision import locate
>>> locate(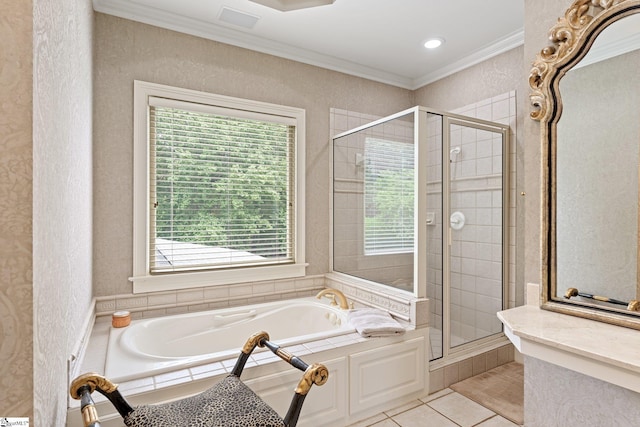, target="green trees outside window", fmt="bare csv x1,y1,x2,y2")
150,106,294,271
